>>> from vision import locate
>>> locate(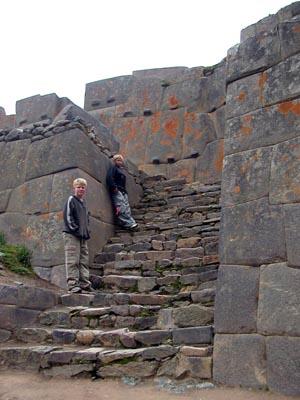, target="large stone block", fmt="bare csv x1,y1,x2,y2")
0,285,18,305
124,77,164,115
240,14,279,42
214,266,259,333
55,104,119,153
278,2,300,21
167,159,196,183
89,107,116,128
16,93,71,126
84,75,134,111
225,98,300,155
161,78,206,111
17,286,58,310
195,140,224,184
266,337,300,396
112,116,149,165
212,106,226,139
0,140,31,190
226,30,281,83
270,136,300,204
262,53,300,106
257,263,300,335
221,147,272,206
7,175,52,214
279,19,300,59
226,73,263,119
193,64,226,113
173,304,213,328
0,305,17,330
284,204,300,266
0,212,29,248
0,189,11,213
88,217,115,263
132,67,188,81
25,129,111,184
145,109,184,163
24,212,64,268
220,198,286,265
213,334,266,389
50,264,66,288
182,112,216,158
